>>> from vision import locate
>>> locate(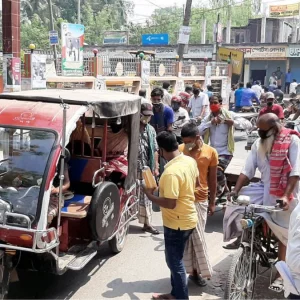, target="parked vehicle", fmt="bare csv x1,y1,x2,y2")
0,89,141,298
